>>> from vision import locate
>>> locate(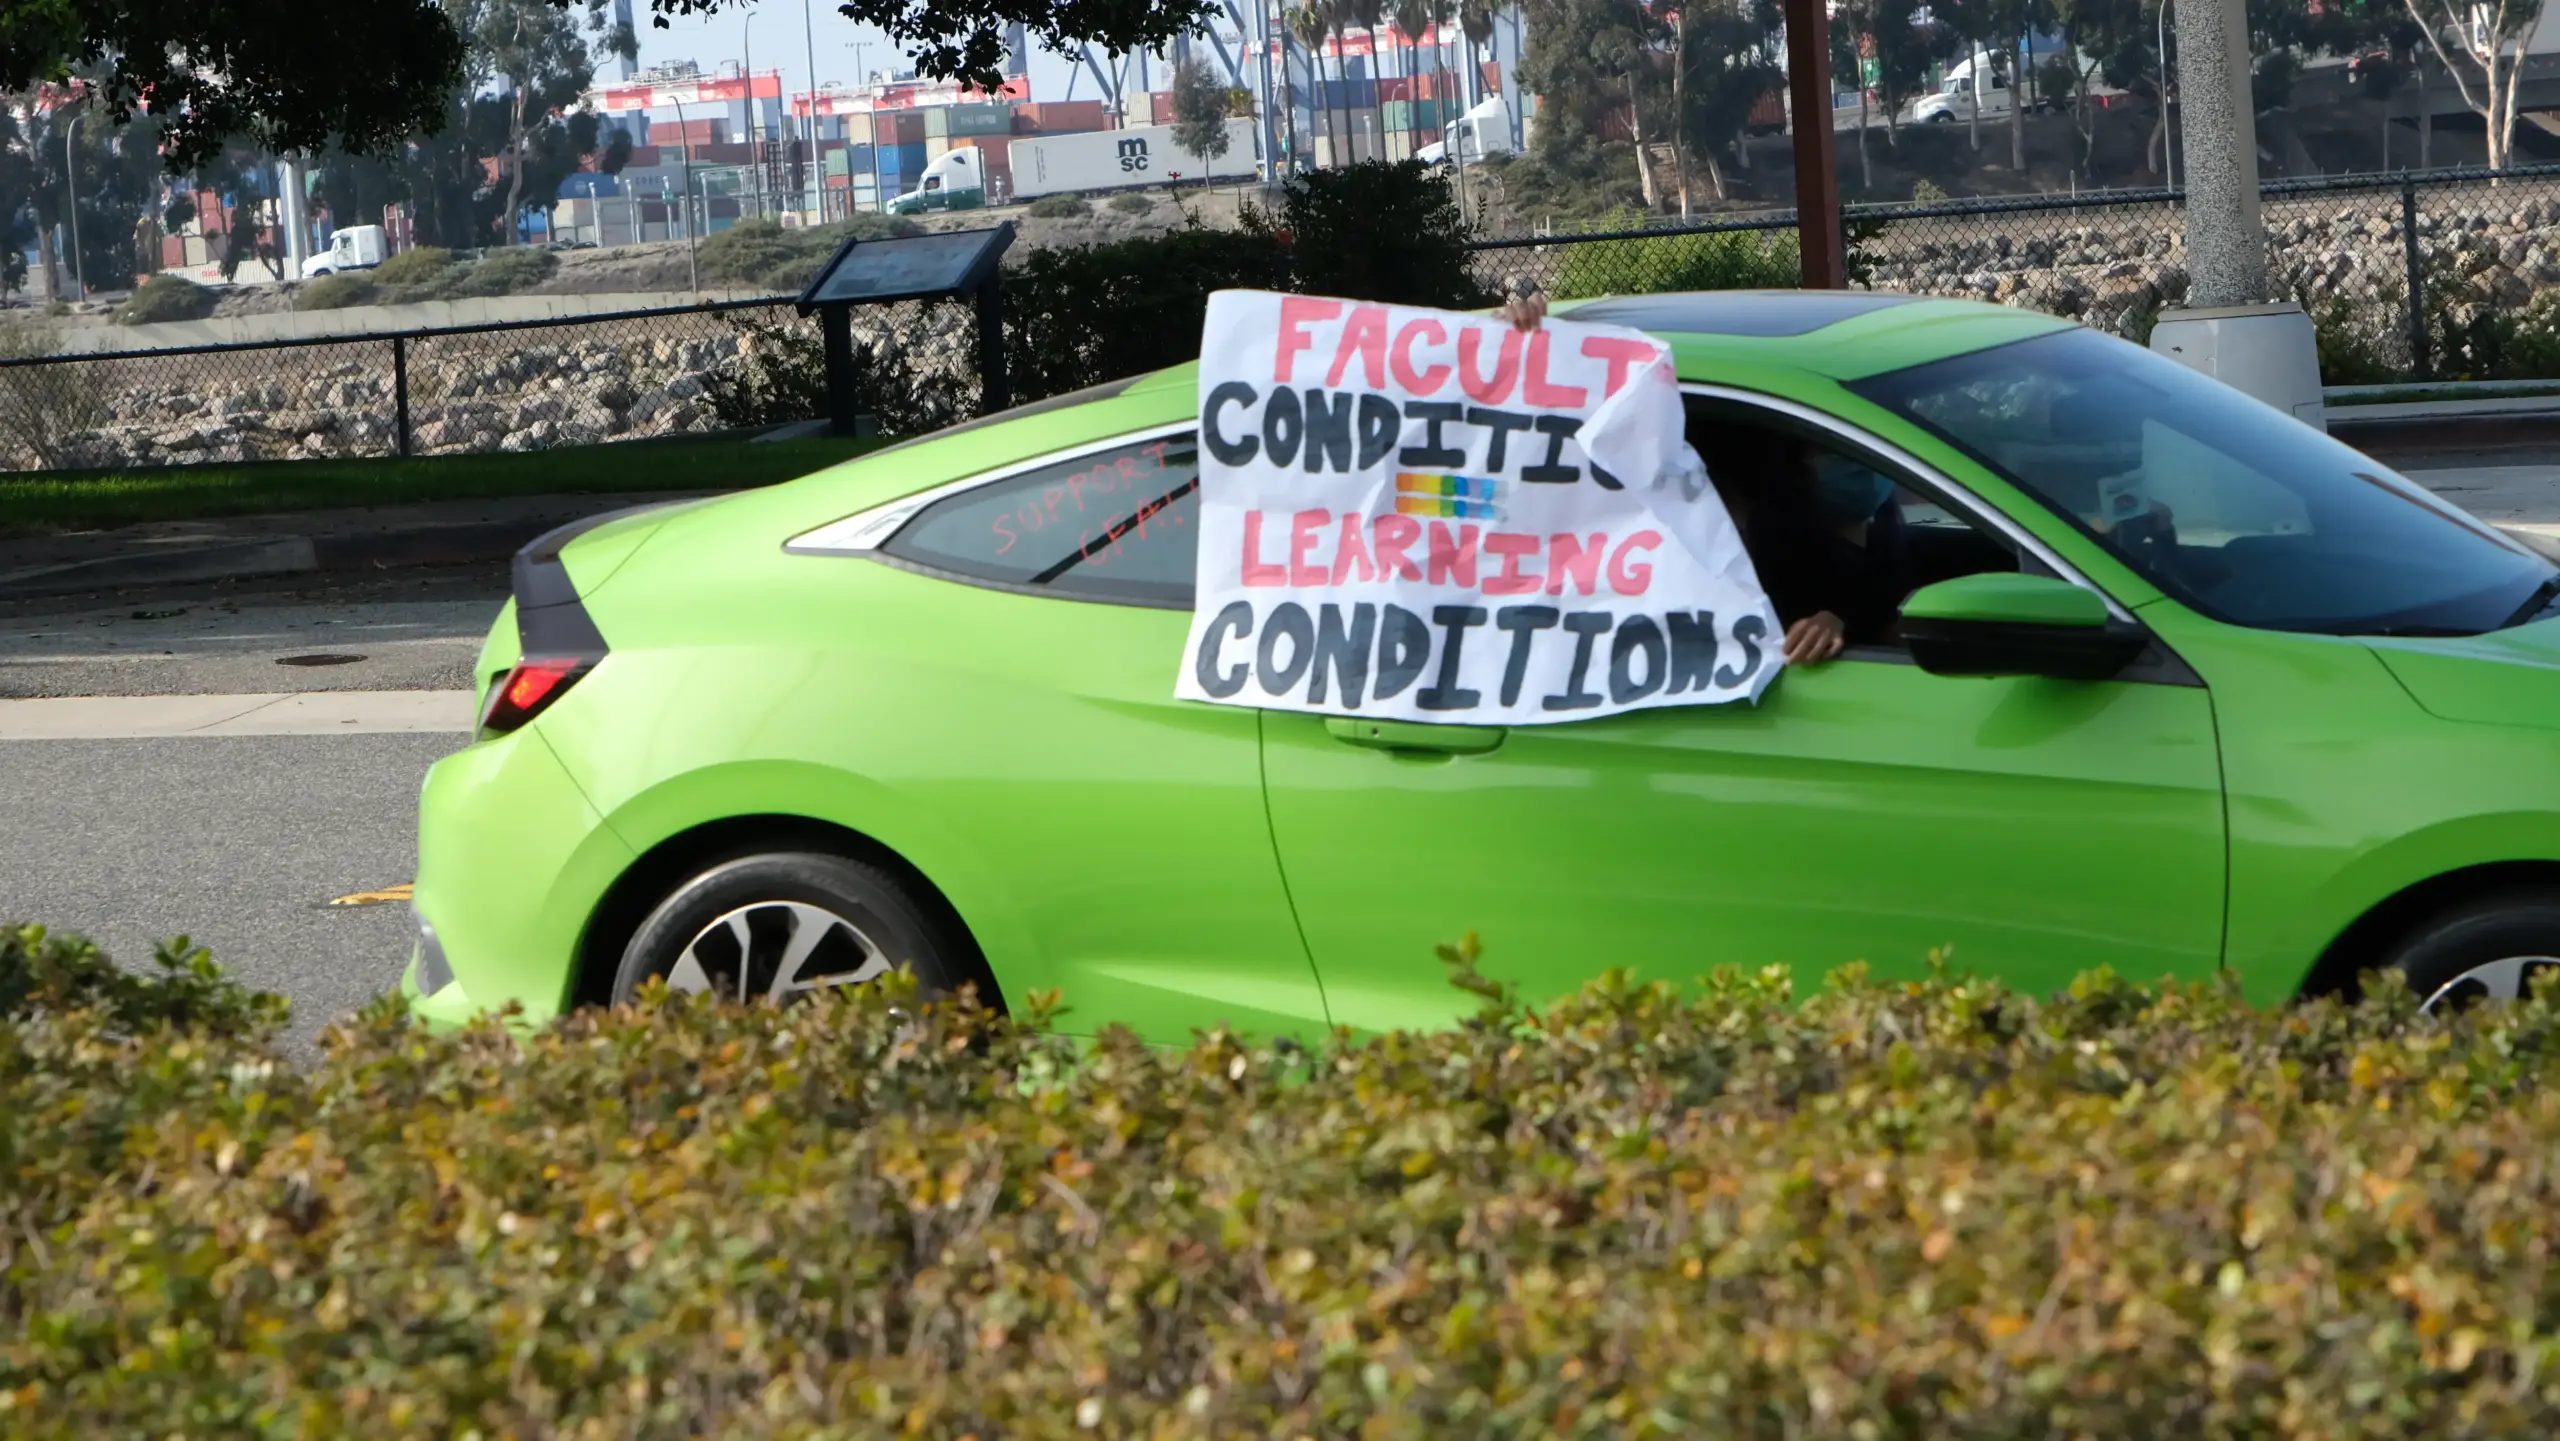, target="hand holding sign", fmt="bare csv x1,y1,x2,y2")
1177,290,1783,725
